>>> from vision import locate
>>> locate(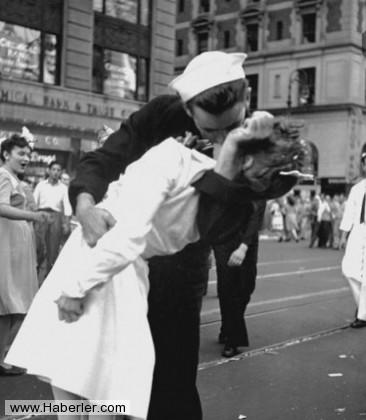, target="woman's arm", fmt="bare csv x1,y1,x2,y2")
0,175,46,222
0,203,45,223
59,139,183,299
